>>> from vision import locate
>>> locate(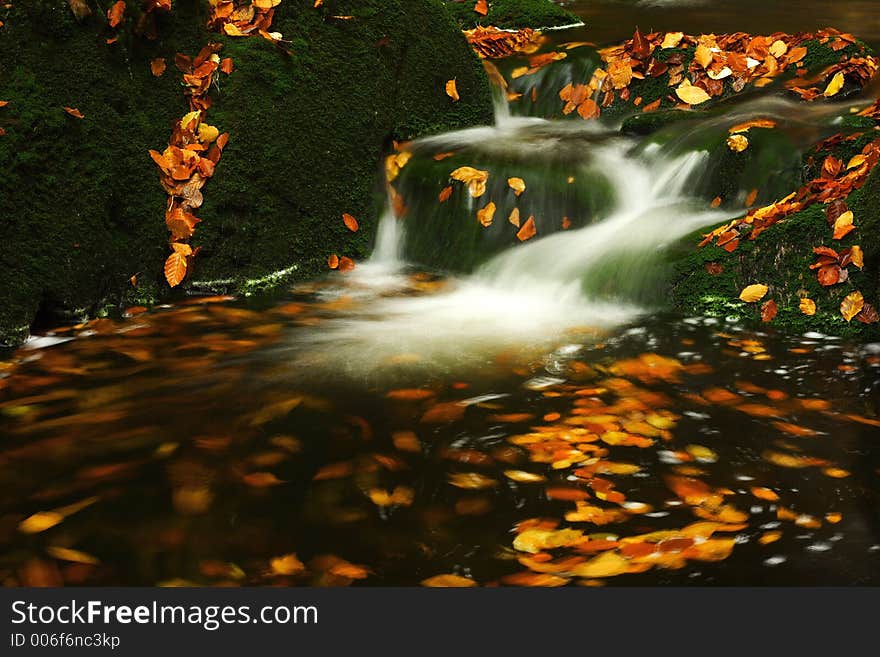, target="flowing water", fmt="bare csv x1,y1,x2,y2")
1,5,880,587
